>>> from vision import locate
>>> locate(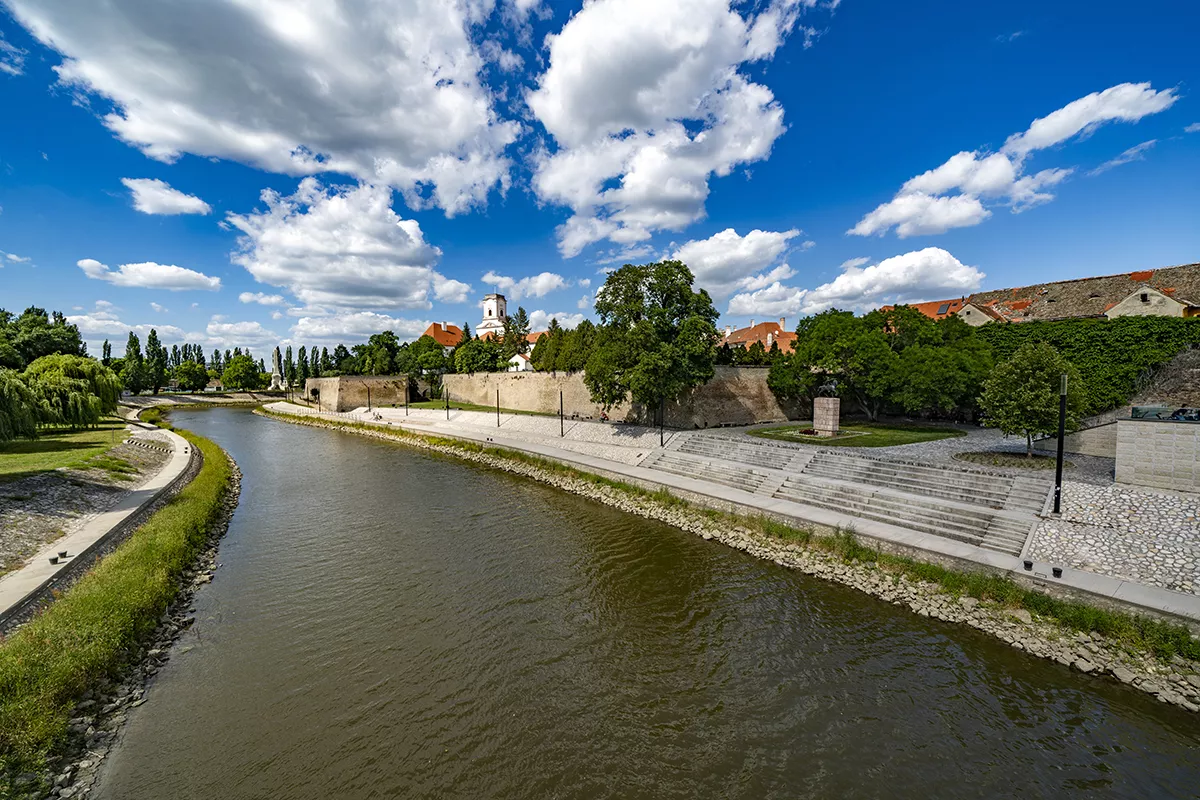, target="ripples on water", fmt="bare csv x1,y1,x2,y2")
96,410,1200,799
